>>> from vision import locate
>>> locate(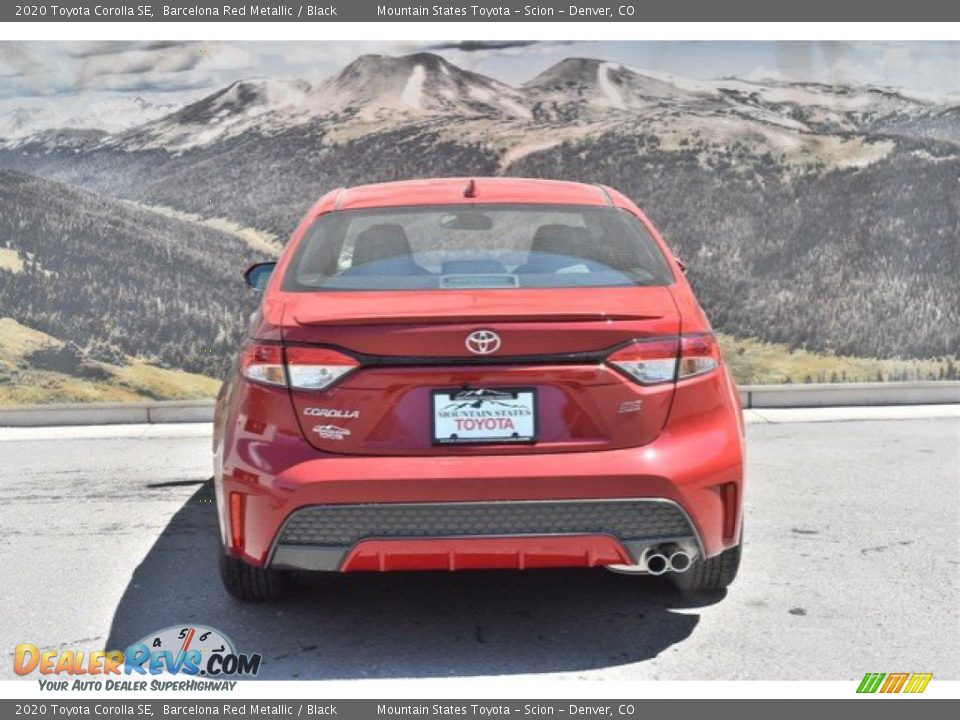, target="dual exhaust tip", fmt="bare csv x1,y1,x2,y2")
644,545,692,575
